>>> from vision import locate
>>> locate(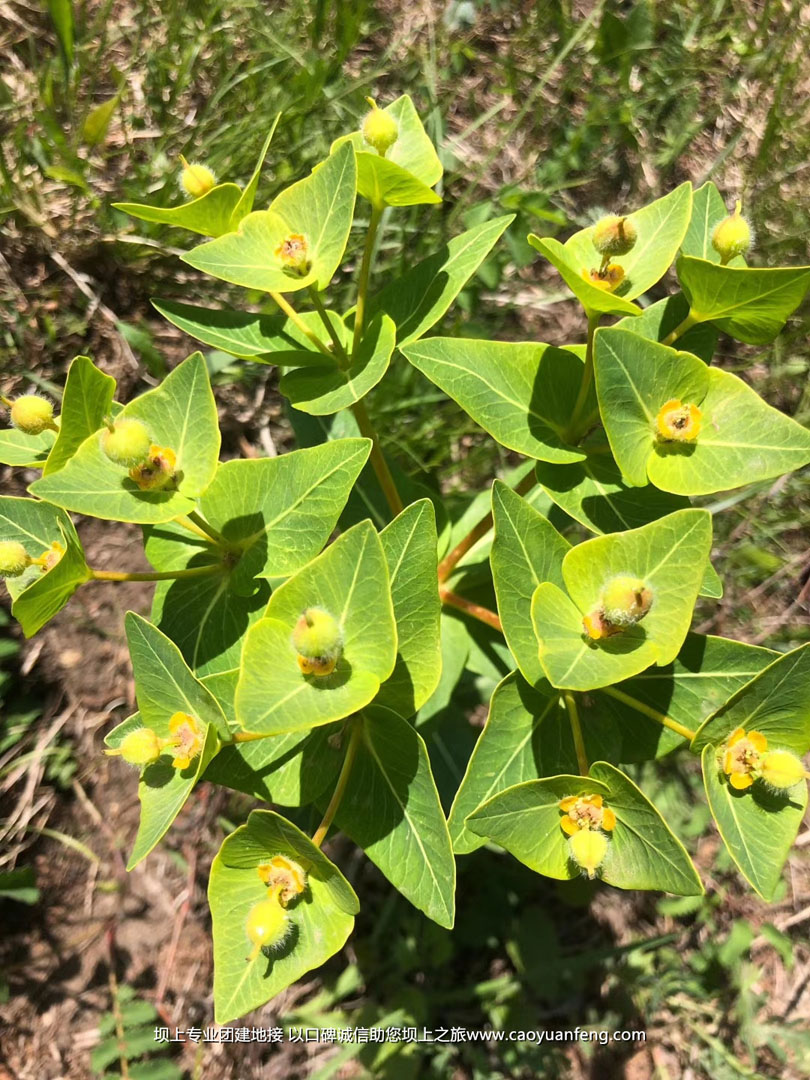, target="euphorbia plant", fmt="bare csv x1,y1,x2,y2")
3,97,810,1024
